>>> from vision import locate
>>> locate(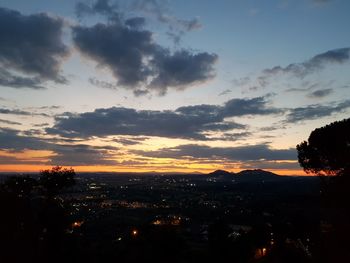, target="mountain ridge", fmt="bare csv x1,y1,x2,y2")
208,169,281,181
